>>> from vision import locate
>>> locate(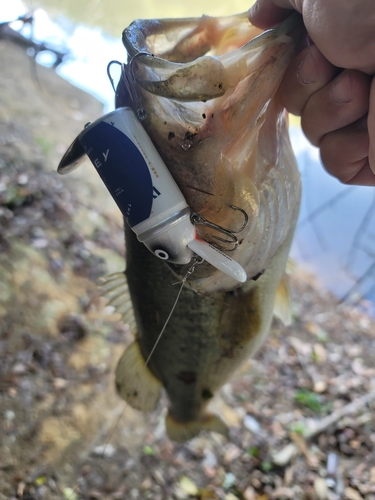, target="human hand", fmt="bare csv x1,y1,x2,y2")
249,0,375,186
